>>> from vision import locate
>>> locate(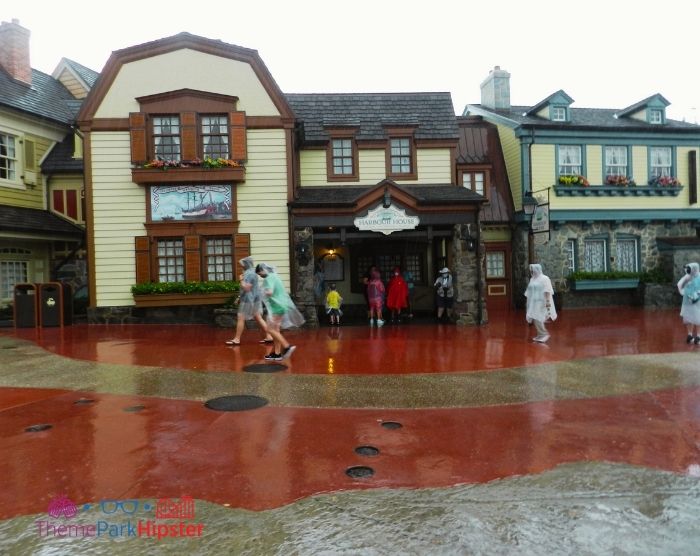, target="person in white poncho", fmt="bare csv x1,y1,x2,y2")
677,262,700,344
525,263,557,343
